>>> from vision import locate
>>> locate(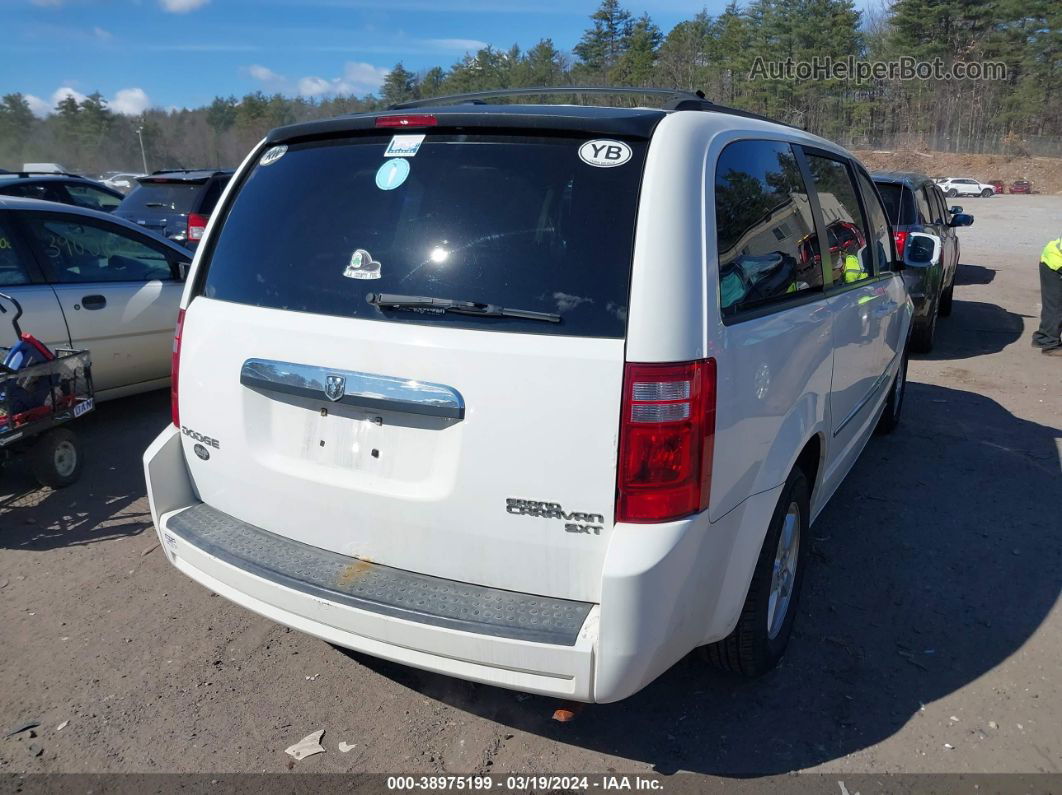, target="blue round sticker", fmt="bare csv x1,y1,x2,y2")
375,159,410,191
